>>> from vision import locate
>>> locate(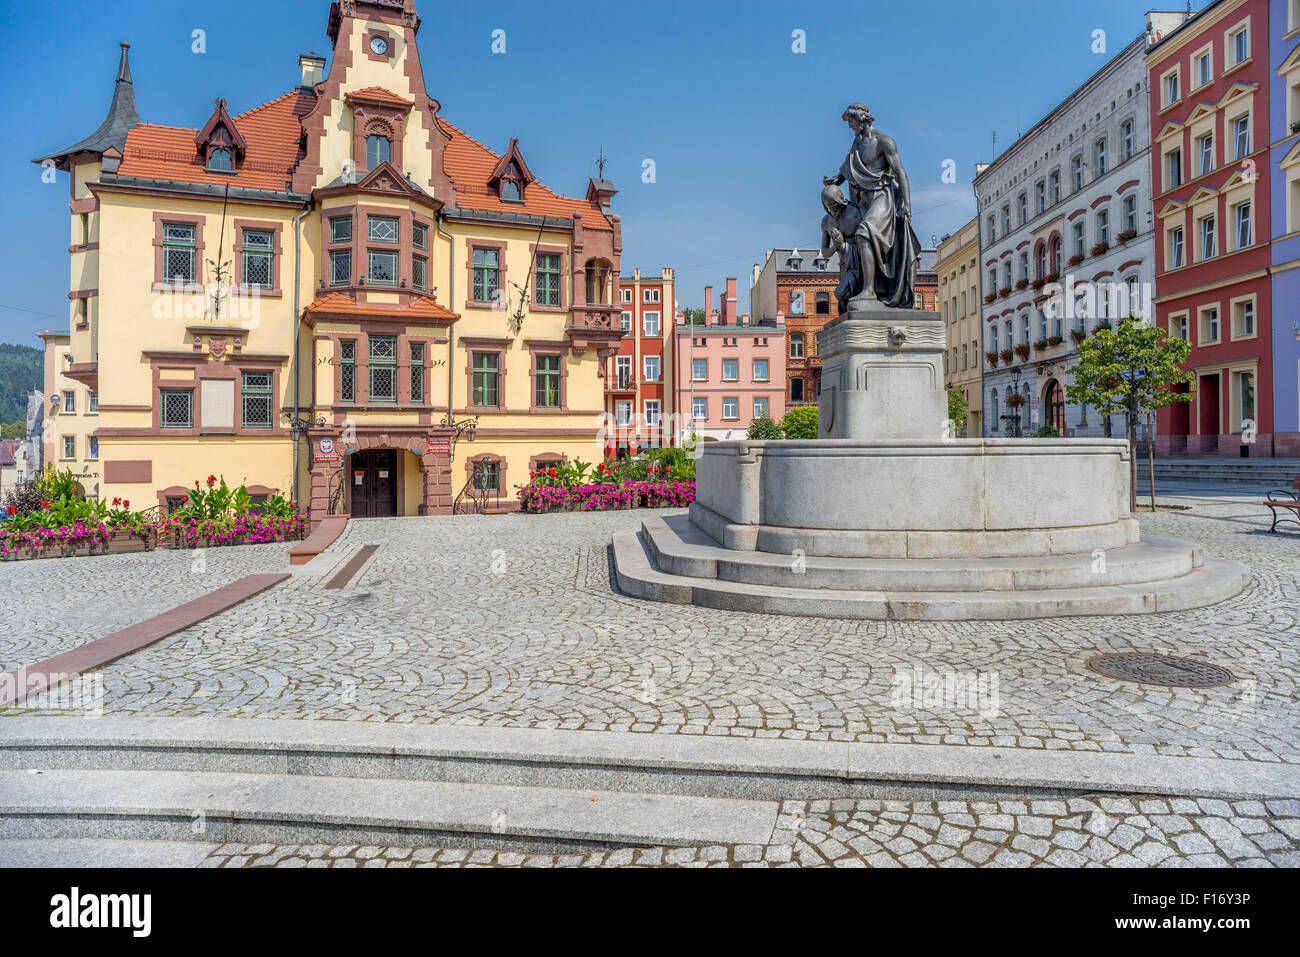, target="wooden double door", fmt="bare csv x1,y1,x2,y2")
350,450,397,518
